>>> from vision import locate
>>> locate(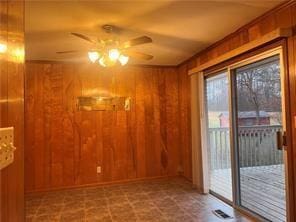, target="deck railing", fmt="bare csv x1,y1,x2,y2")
208,125,283,170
